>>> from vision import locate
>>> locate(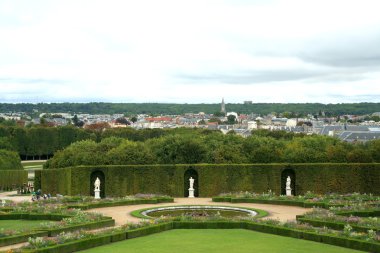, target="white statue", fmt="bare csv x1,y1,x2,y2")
94,177,101,199
188,177,195,198
94,177,100,190
189,177,194,189
286,176,292,196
